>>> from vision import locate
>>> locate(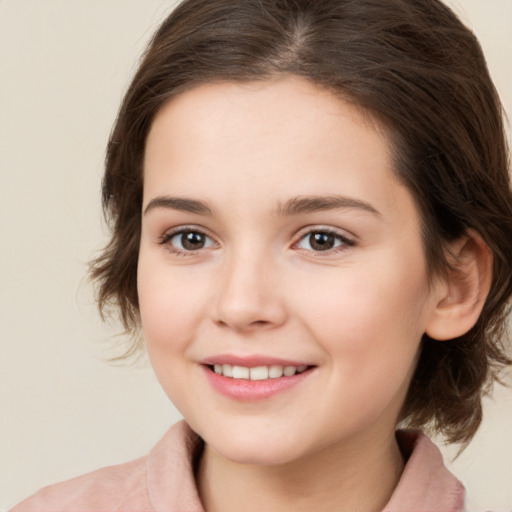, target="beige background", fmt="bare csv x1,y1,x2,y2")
1,0,511,510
